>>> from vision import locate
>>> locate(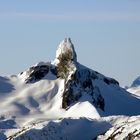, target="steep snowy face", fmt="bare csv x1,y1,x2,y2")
54,38,77,64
